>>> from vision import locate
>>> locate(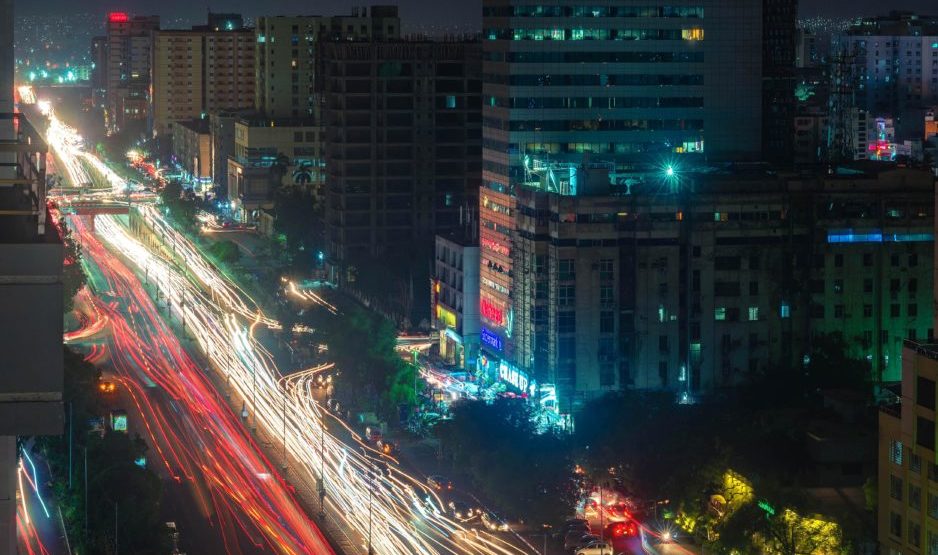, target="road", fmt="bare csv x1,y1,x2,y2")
34,87,541,555
67,215,335,555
